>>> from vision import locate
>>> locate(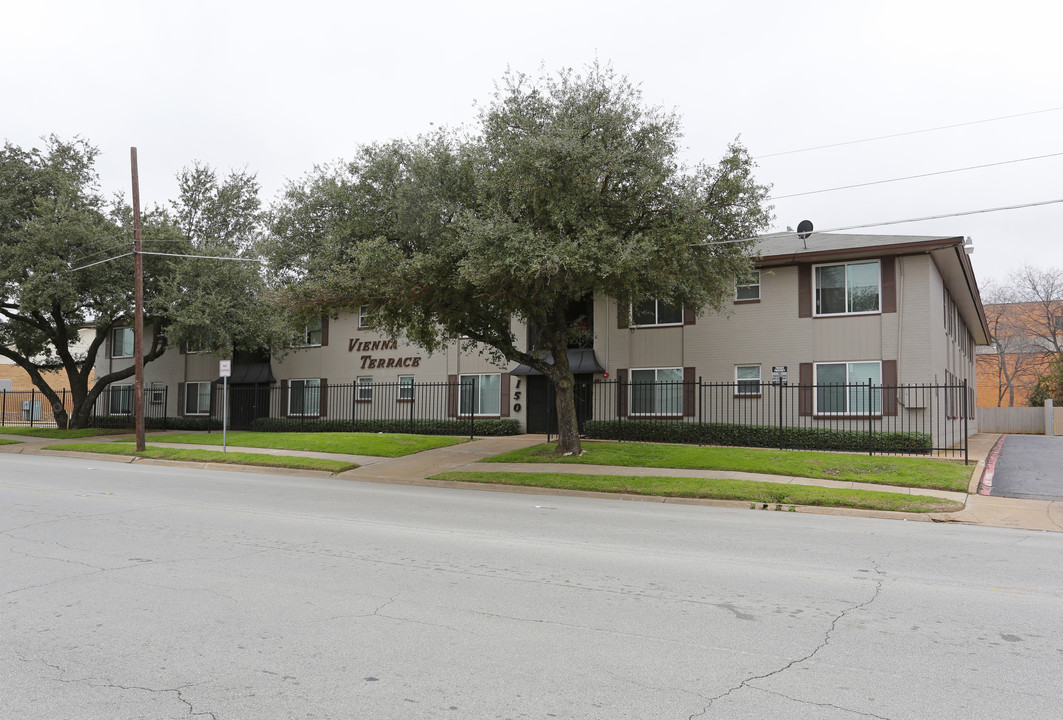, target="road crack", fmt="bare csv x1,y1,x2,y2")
688,560,886,719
